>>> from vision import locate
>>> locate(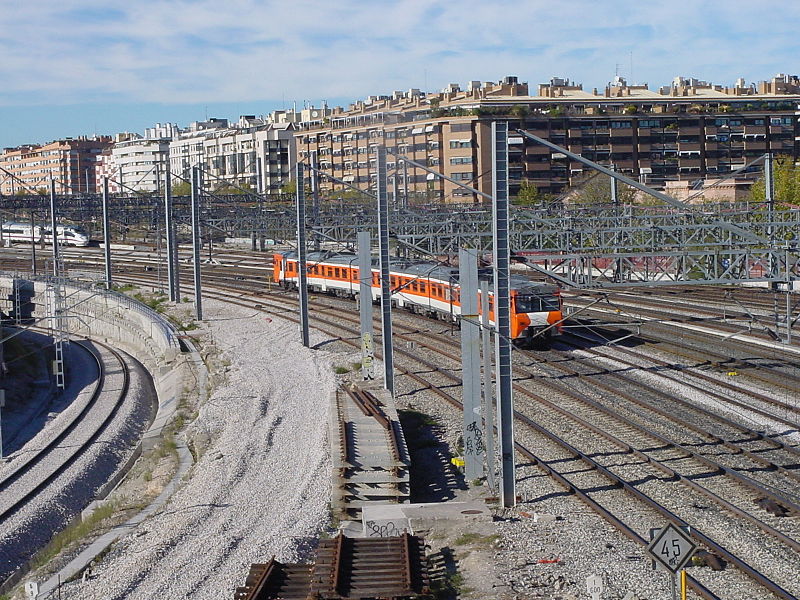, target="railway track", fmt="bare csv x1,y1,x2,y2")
0,338,135,586
90,273,799,599
6,249,799,598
